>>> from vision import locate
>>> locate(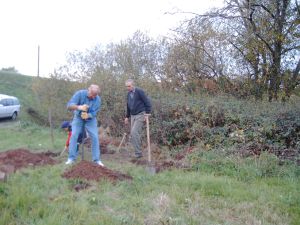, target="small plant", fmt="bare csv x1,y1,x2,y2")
206,104,225,127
